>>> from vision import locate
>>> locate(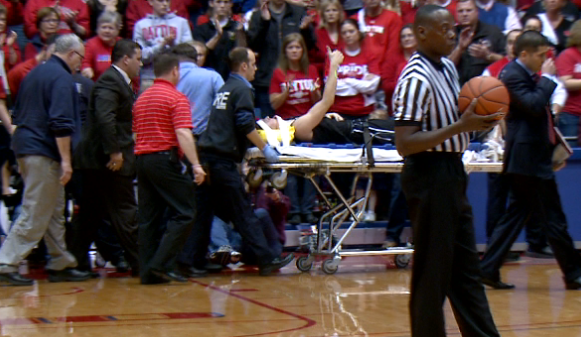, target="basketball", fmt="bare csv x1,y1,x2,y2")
458,76,510,118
